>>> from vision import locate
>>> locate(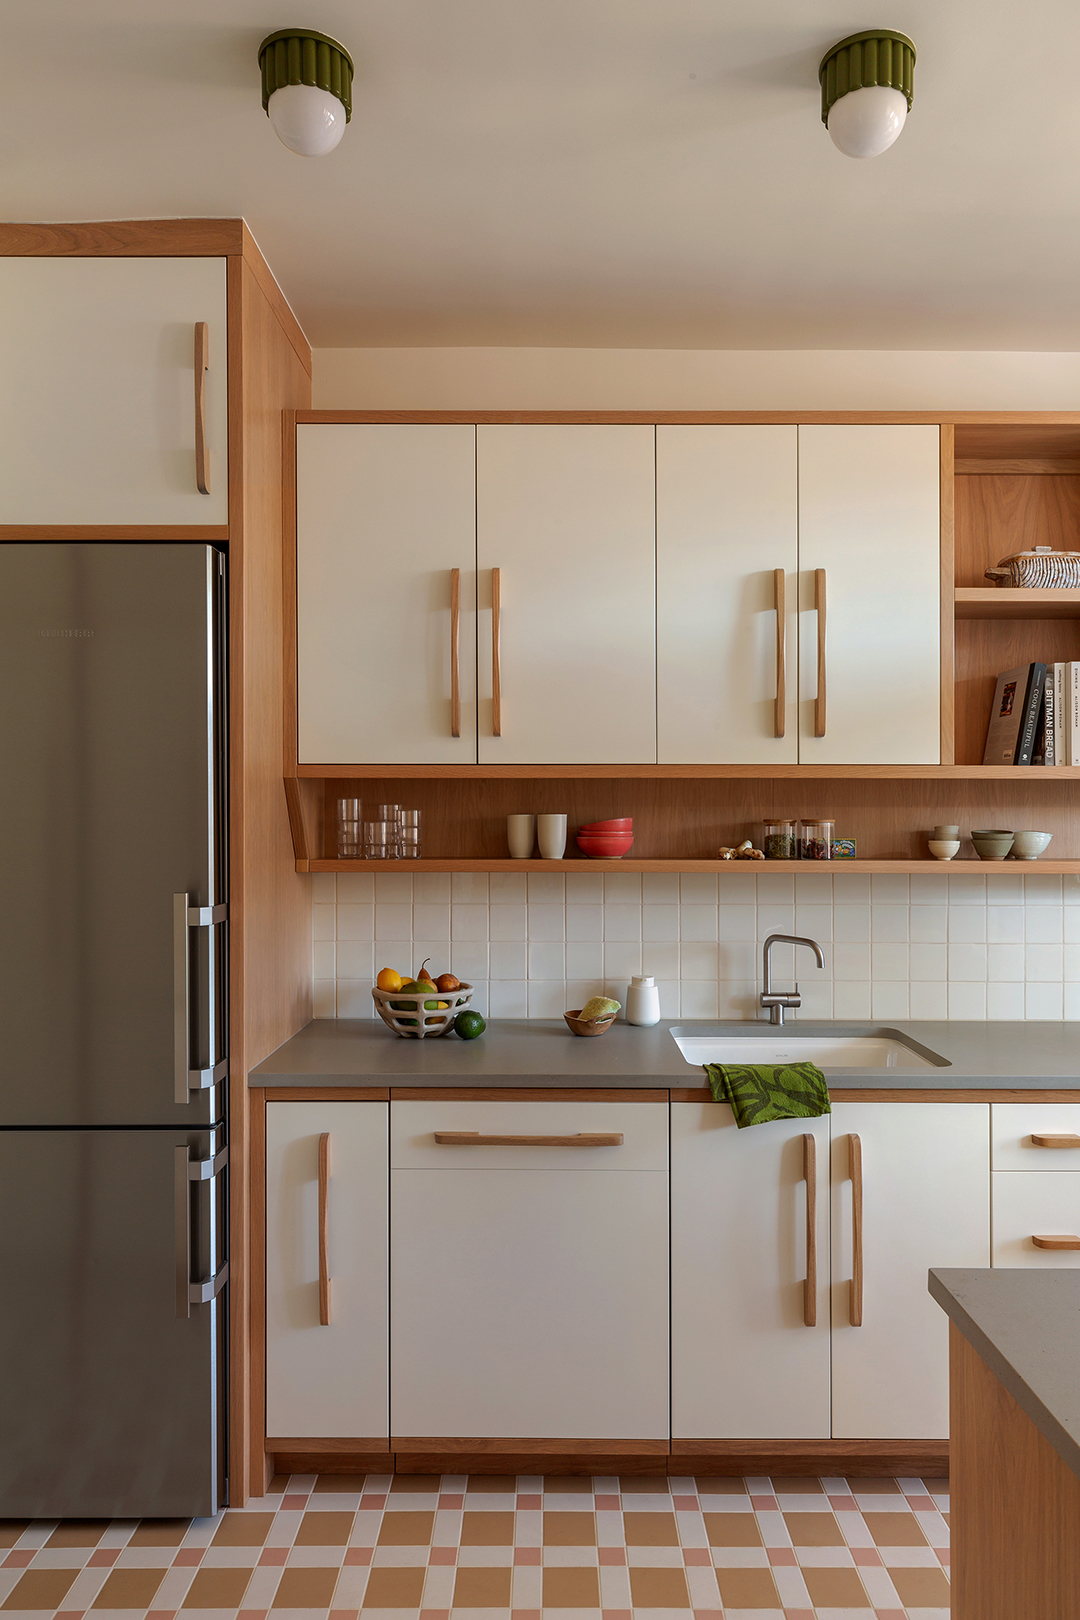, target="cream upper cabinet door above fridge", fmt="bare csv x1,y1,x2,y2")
656,426,798,763
296,423,477,765
797,425,941,764
0,257,228,526
476,425,656,764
